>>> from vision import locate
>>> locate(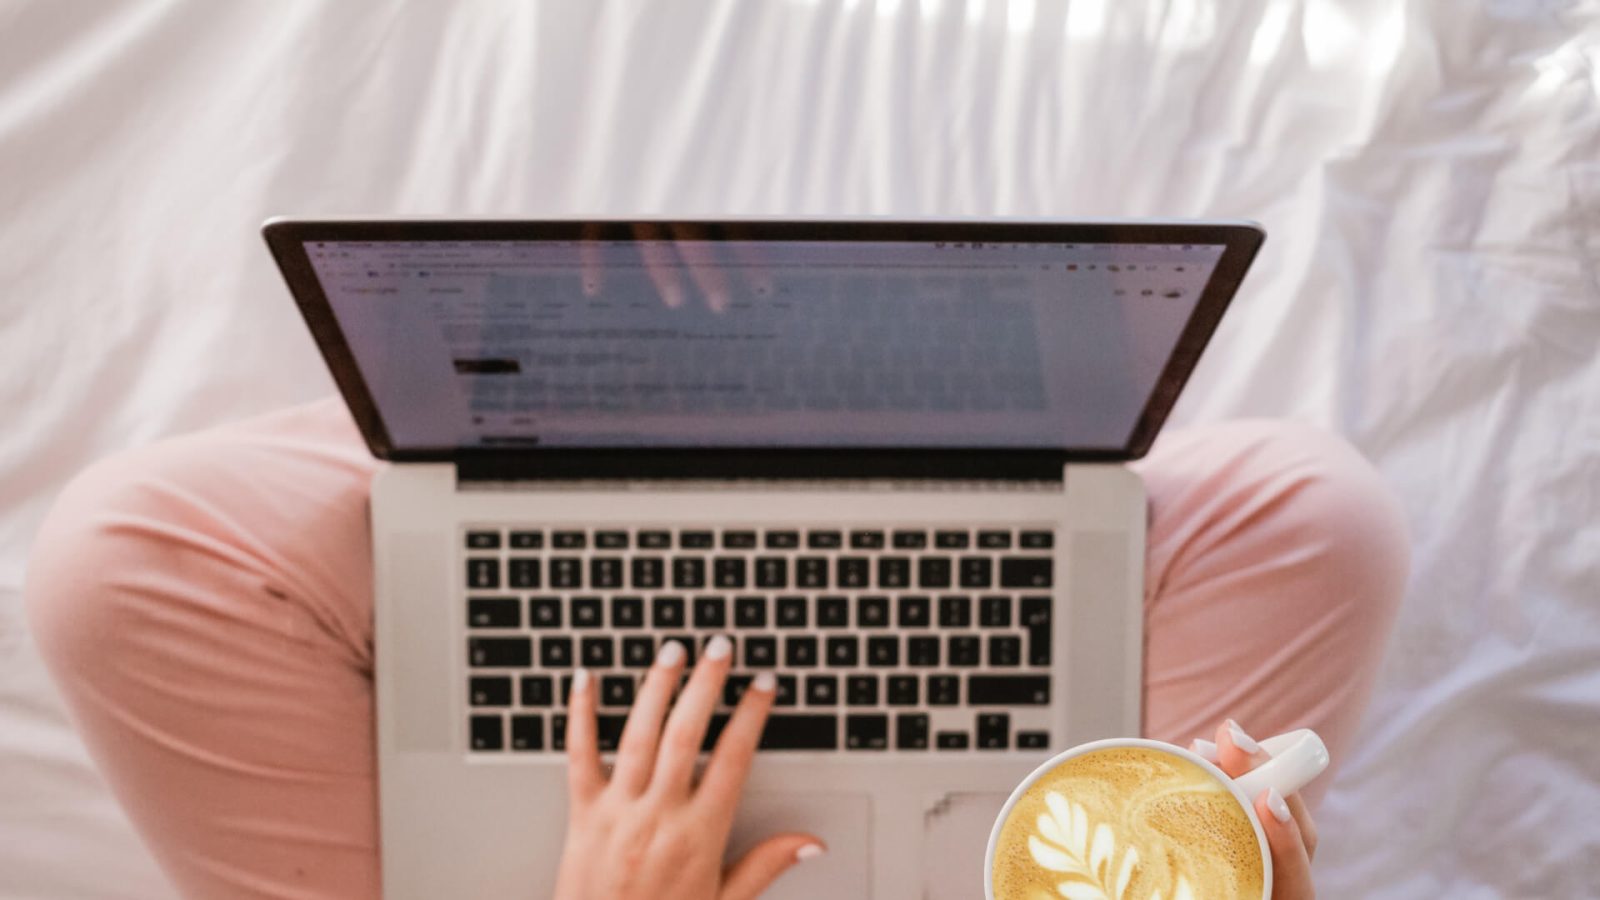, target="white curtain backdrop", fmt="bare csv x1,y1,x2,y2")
2,1,1597,896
